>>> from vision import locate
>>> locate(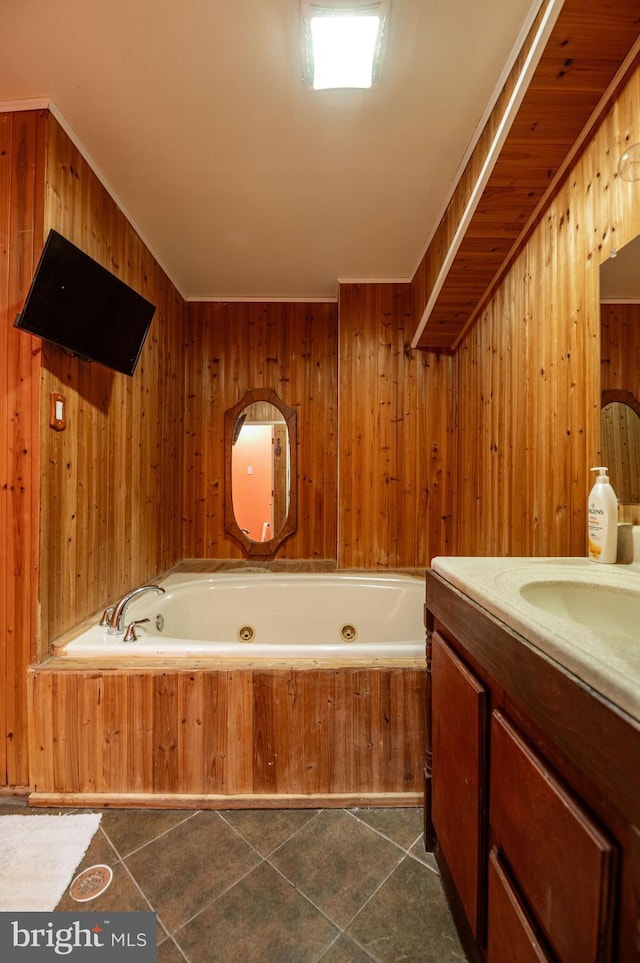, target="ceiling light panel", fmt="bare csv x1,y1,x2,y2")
301,0,390,90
